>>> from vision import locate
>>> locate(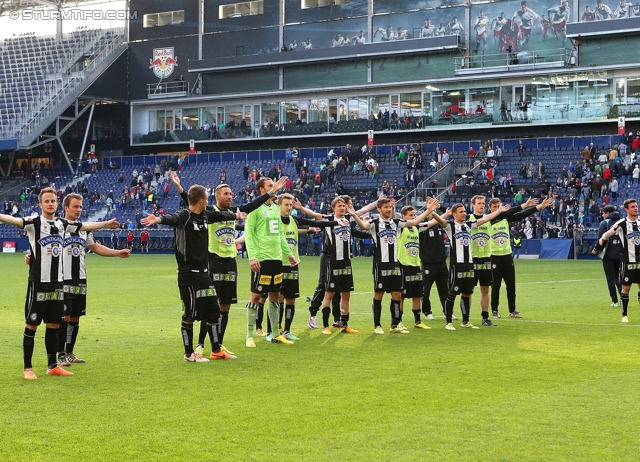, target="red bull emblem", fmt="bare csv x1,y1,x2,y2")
149,48,178,79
